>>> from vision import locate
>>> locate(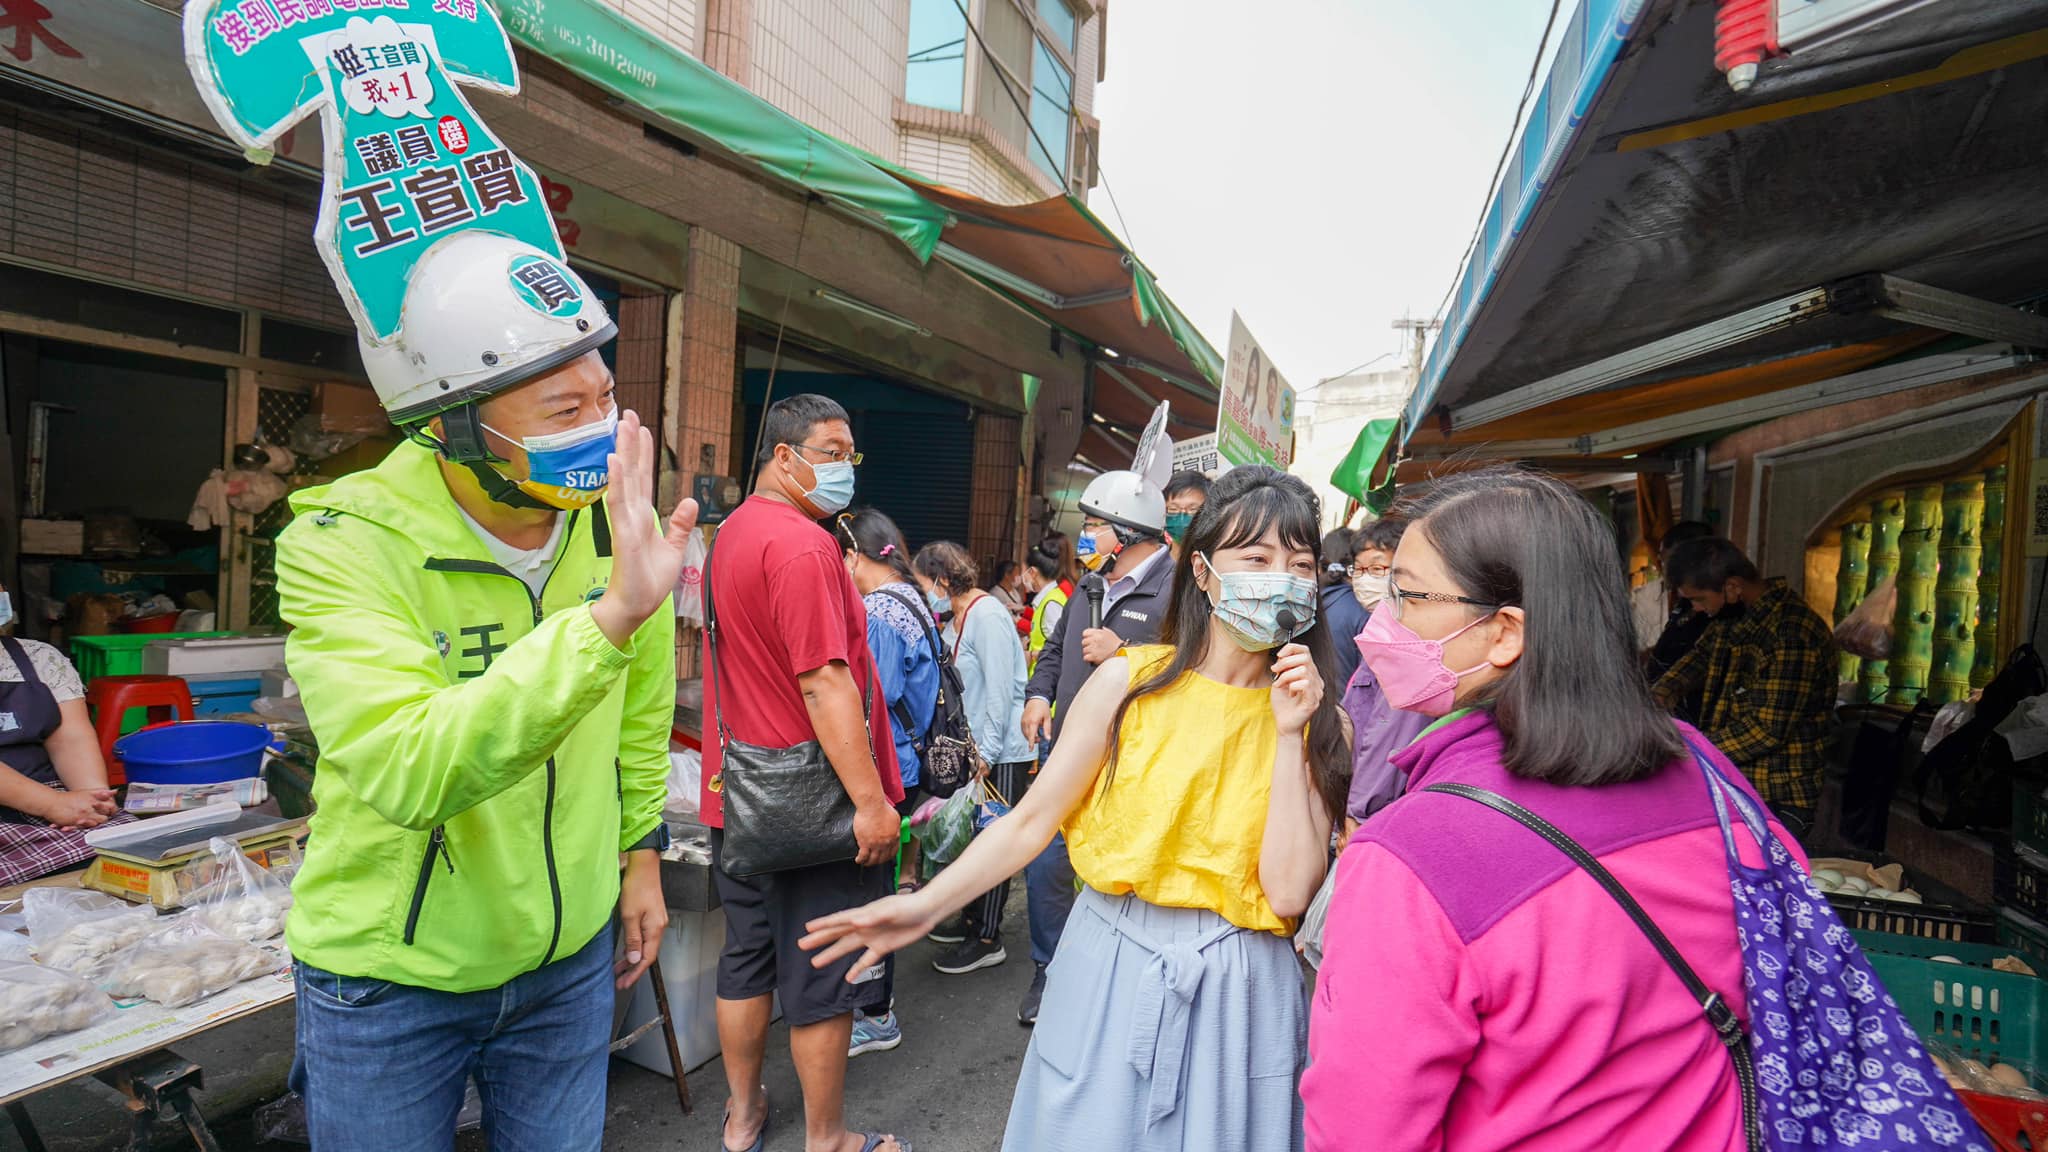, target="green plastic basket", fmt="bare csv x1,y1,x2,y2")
70,632,234,682
1855,930,2048,1070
